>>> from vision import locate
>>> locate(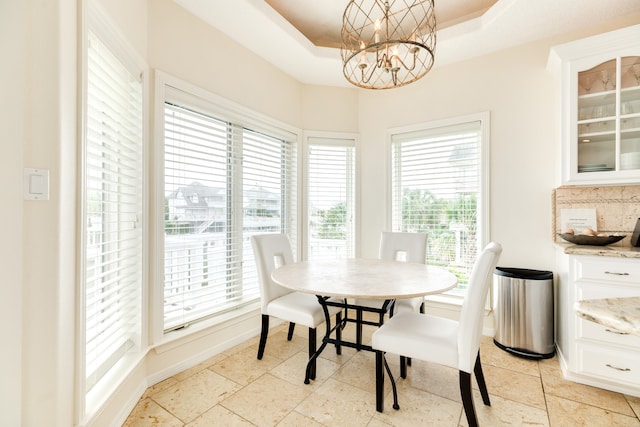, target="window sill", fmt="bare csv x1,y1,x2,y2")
425,293,463,307
425,293,493,317
153,301,261,354
83,350,147,426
